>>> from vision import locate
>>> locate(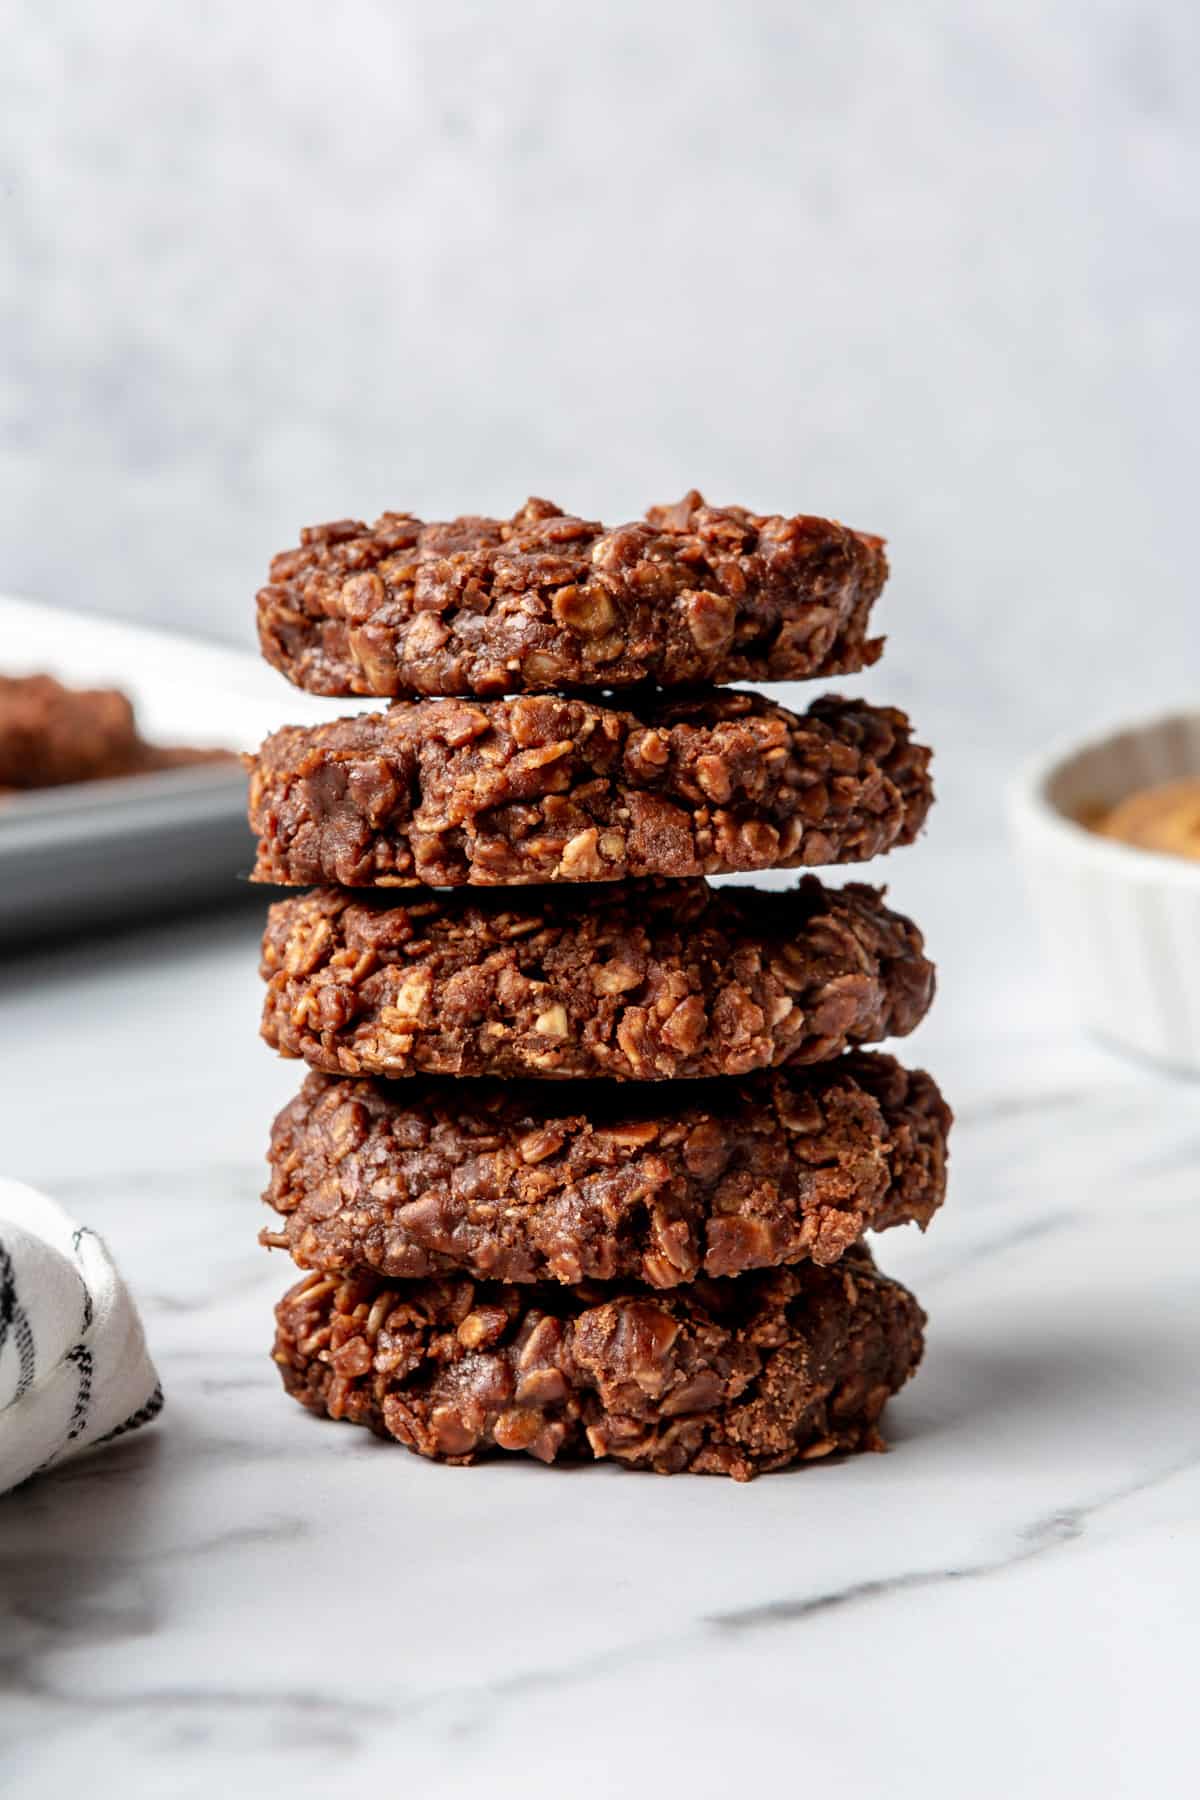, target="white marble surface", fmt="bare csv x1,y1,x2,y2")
1,832,1195,1798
